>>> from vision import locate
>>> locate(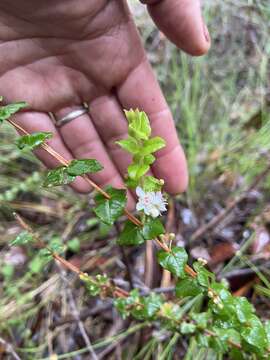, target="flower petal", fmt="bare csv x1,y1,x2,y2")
136,201,145,211
150,207,160,218
136,186,145,198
